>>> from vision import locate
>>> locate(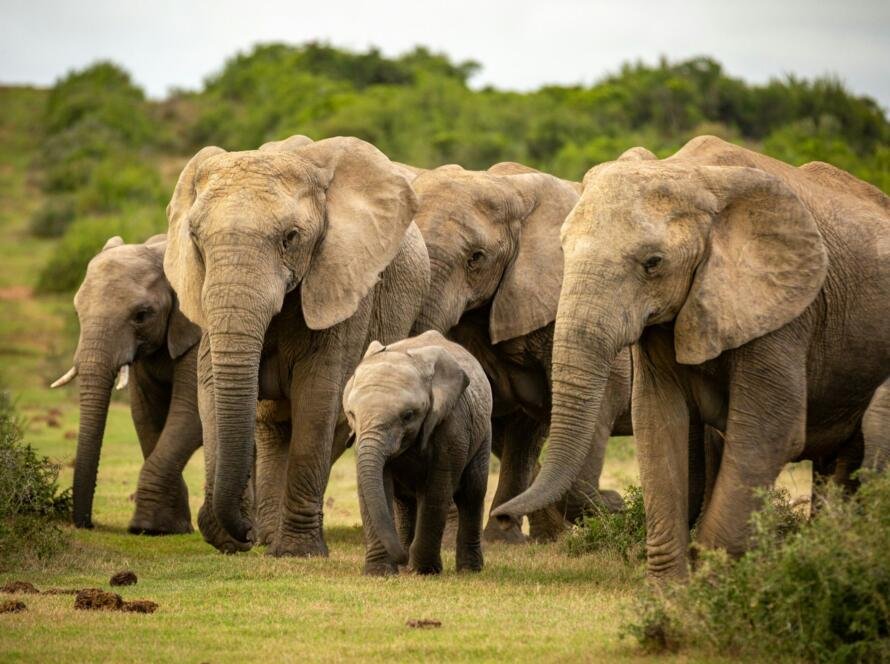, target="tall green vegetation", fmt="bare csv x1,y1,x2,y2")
629,480,890,661
30,43,889,292
0,391,71,570
32,62,168,291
